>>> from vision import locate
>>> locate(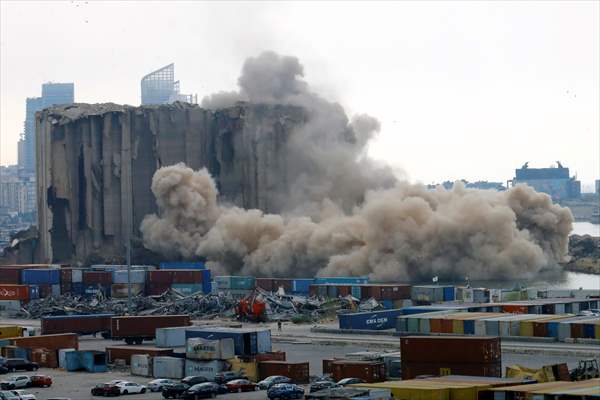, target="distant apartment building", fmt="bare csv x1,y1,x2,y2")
19,83,74,172
140,63,197,105
511,162,581,200
0,166,35,215
596,179,600,195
